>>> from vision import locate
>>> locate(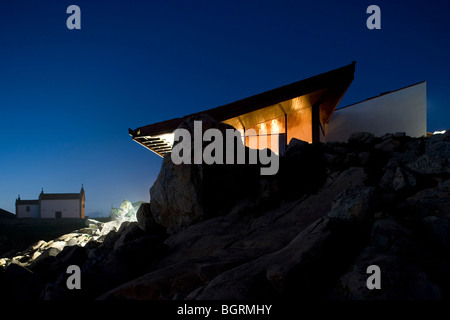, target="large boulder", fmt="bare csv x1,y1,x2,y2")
348,132,375,145
150,114,261,234
406,178,450,219
380,166,417,191
136,202,166,236
406,139,450,175
194,216,364,300
110,200,143,222
369,218,412,252
328,185,376,223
